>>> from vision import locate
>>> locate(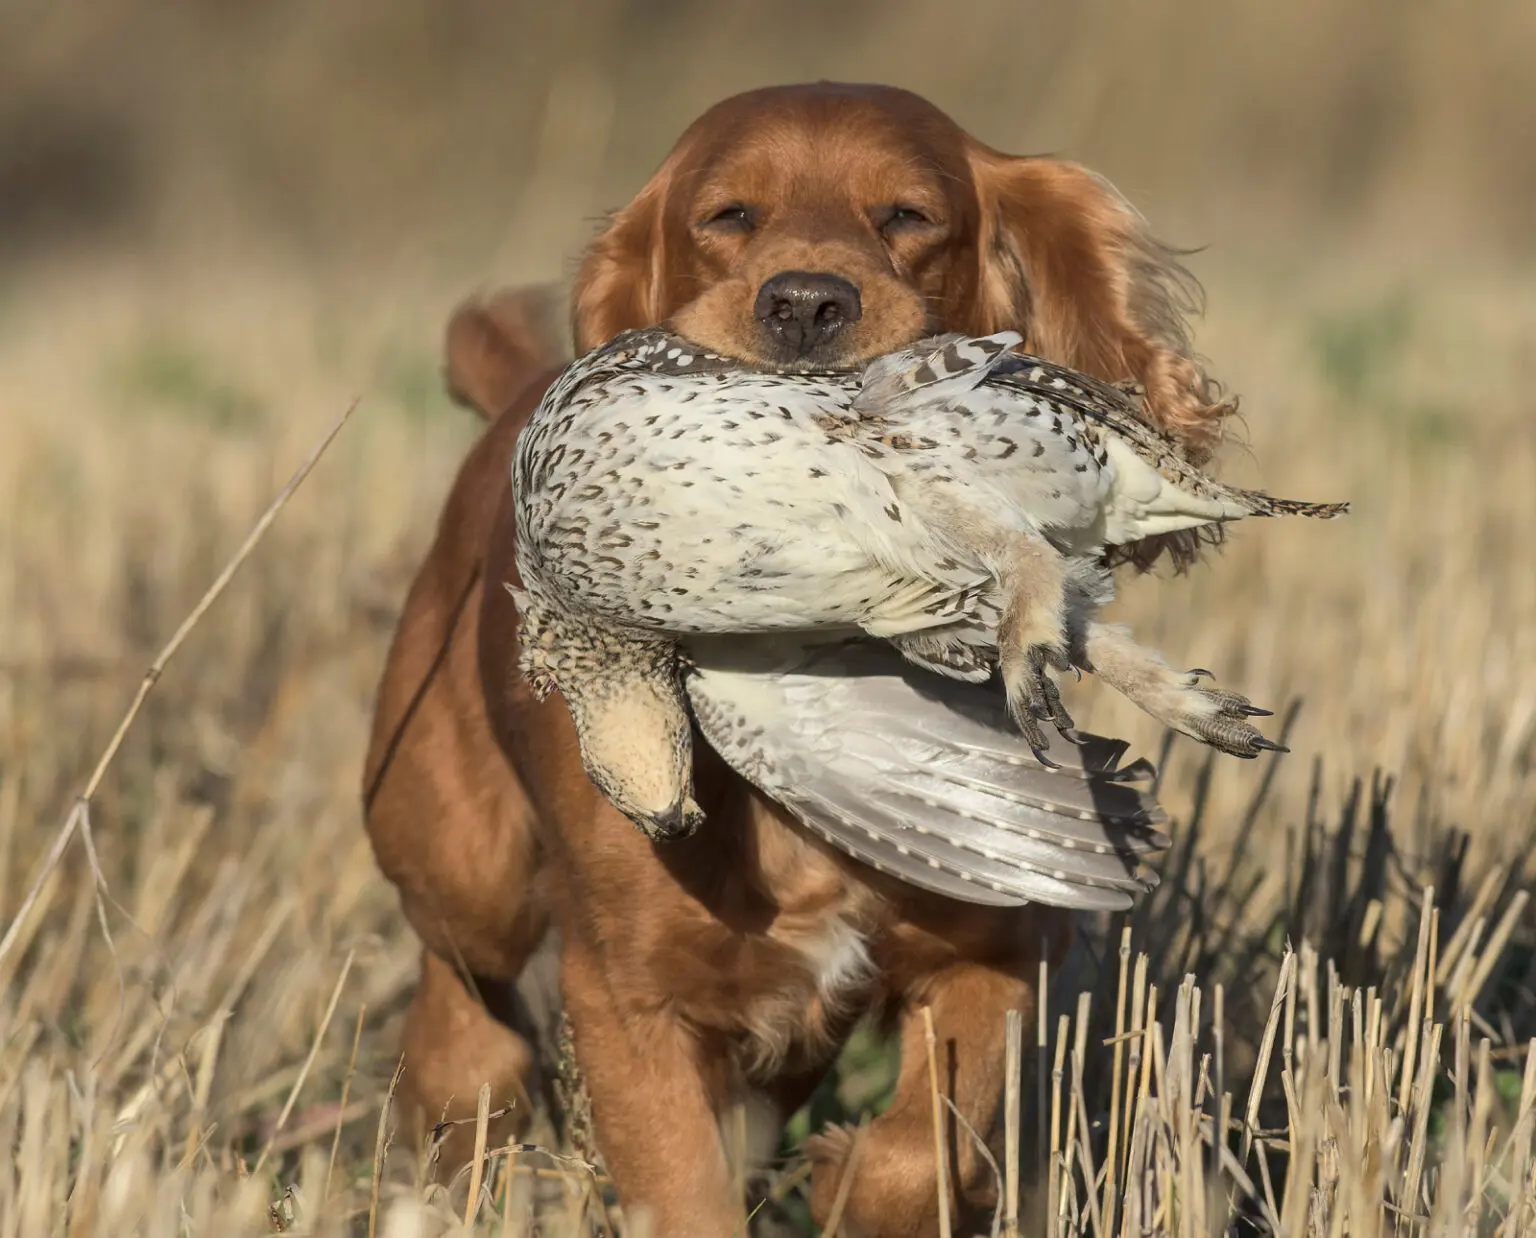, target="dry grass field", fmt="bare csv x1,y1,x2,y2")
2,2,1534,1234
